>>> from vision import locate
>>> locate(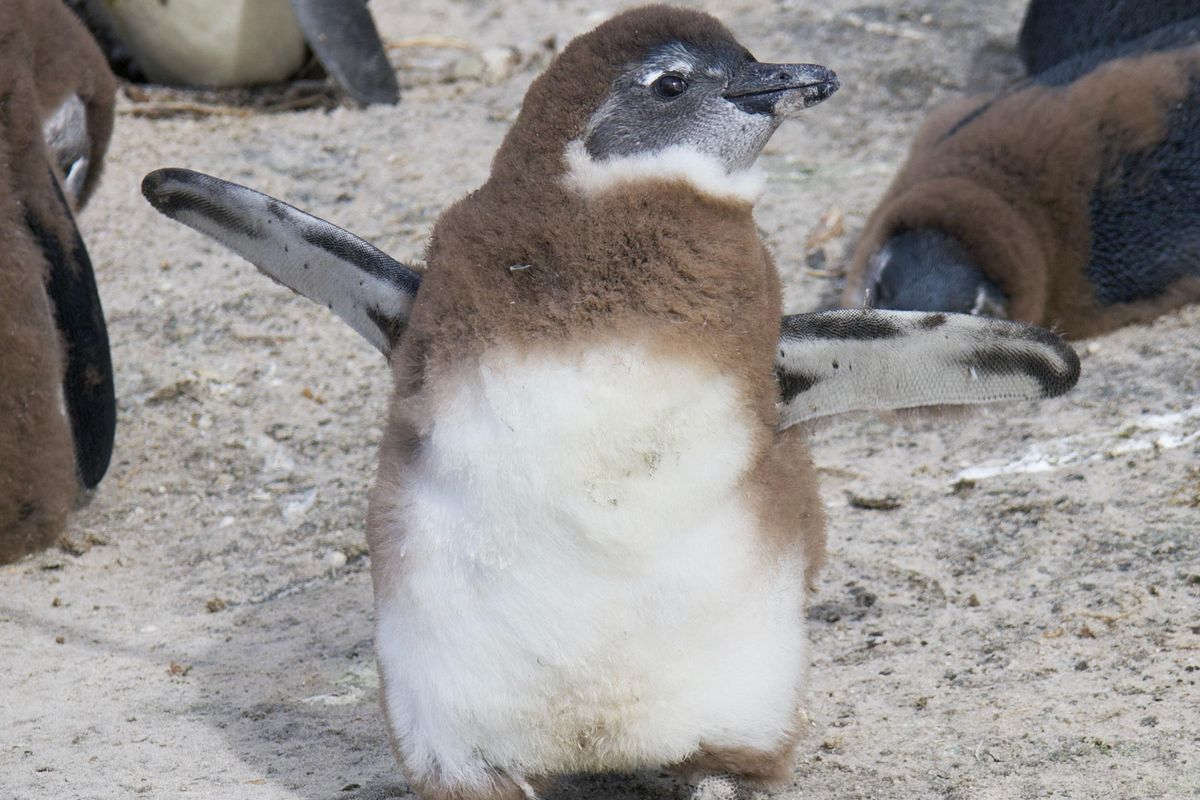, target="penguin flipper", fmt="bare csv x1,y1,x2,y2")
28,171,116,489
141,168,420,356
289,0,399,105
774,309,1080,429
